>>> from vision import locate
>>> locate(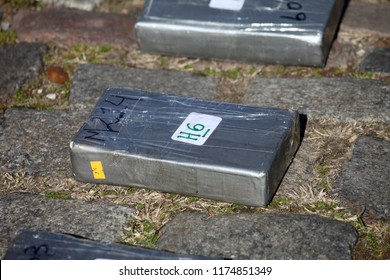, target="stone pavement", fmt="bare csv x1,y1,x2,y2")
0,192,133,258
360,47,390,73
0,0,389,259
12,8,136,47
333,136,390,221
0,43,47,104
155,213,358,260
